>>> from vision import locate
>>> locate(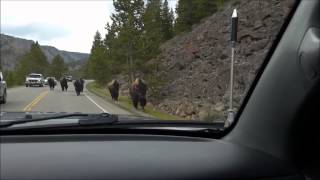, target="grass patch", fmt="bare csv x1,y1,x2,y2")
201,110,225,123
86,82,181,120
7,84,20,88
